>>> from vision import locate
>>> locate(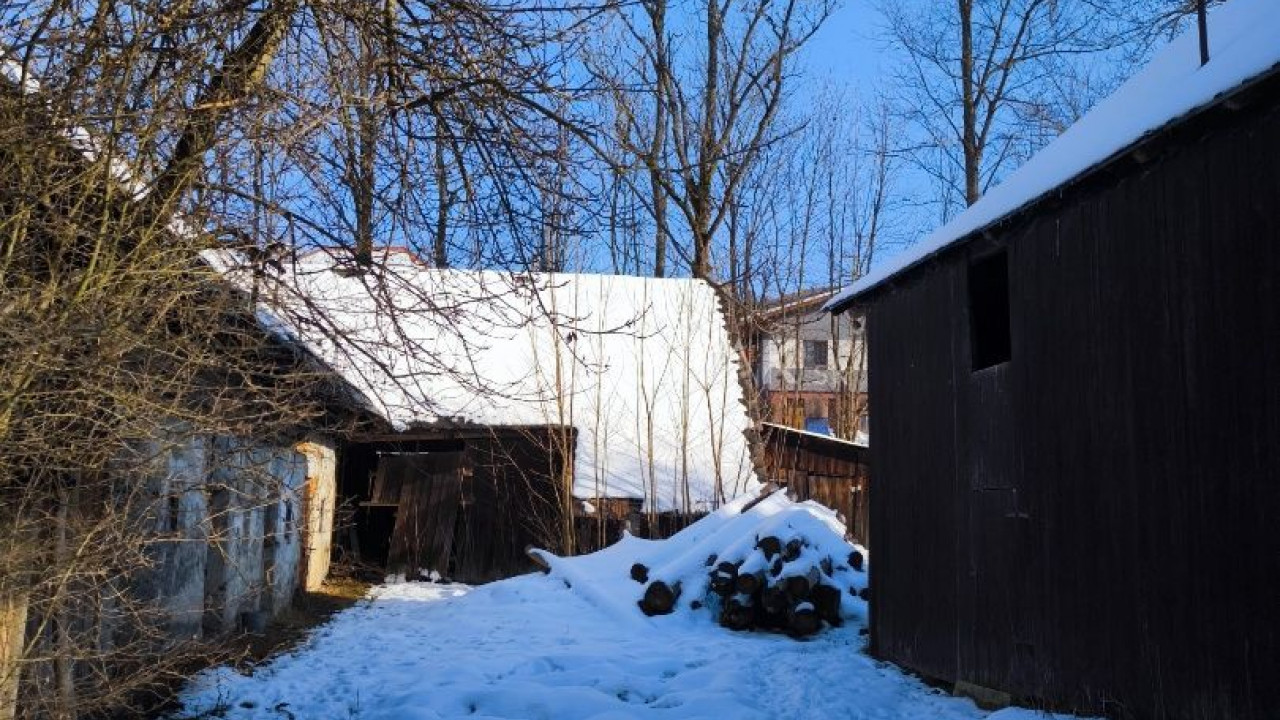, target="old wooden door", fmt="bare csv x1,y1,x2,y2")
380,452,465,577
